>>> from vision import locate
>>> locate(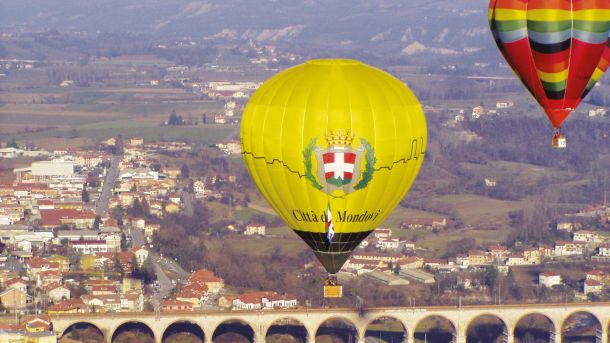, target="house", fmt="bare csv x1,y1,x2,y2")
586,270,607,284
456,255,470,267
495,101,514,109
400,217,447,230
598,243,610,257
539,271,561,288
0,288,31,309
36,270,62,287
47,298,90,315
45,283,70,303
121,290,144,312
188,269,224,293
484,178,497,187
5,278,28,293
176,285,208,307
376,238,404,250
584,279,603,295
556,216,590,232
232,291,298,310
397,256,424,270
351,252,402,264
506,253,526,266
81,294,121,312
244,223,266,236
373,228,392,239
70,240,109,254
523,248,542,265
488,245,509,261
468,250,490,266
573,230,598,243
39,209,96,229
424,258,449,270
554,240,585,256
161,299,194,312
